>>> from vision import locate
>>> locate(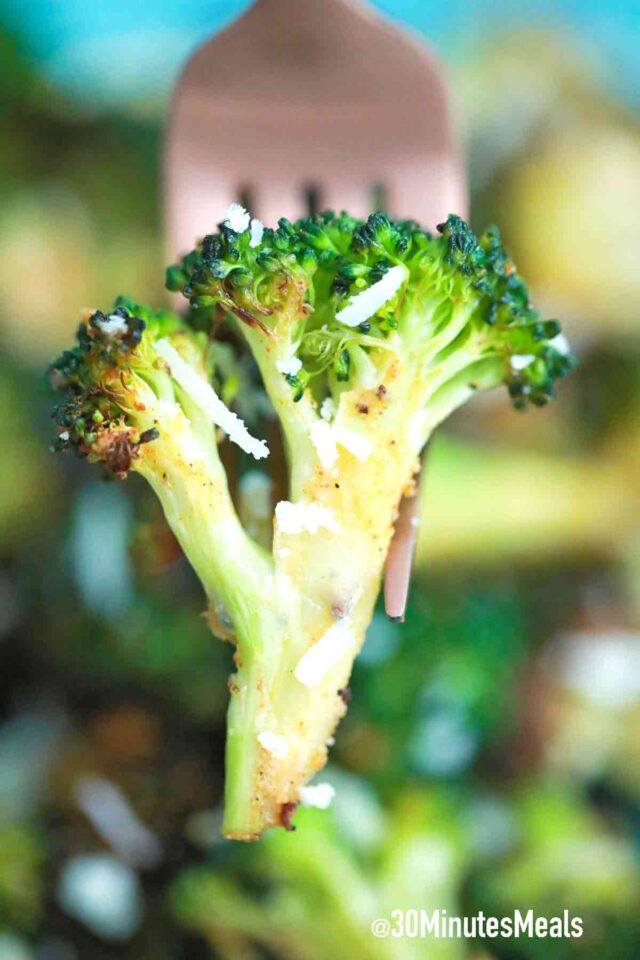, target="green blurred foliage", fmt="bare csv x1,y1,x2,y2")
0,827,43,931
